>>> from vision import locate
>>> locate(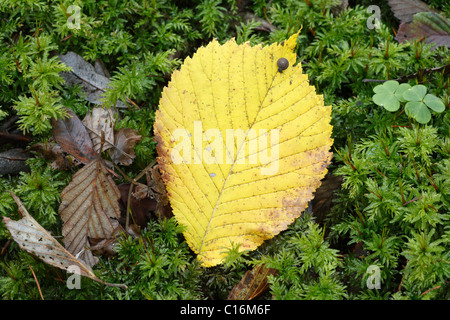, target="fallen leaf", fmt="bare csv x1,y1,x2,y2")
118,183,156,228
117,165,173,228
3,192,126,289
82,107,116,153
228,264,278,300
109,128,142,166
52,109,98,164
59,157,121,268
311,174,343,224
59,52,127,108
0,148,30,175
395,12,450,49
387,0,438,23
154,31,333,267
29,139,81,170
239,11,278,33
